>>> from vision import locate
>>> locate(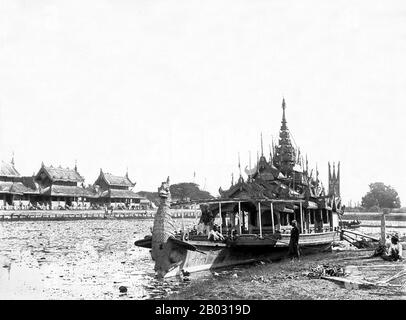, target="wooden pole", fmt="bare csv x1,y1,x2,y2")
320,209,323,231
181,209,184,233
238,202,242,234
312,210,315,232
380,212,386,245
270,202,275,234
326,209,330,228
219,202,222,234
300,201,304,234
306,210,310,233
258,202,262,237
